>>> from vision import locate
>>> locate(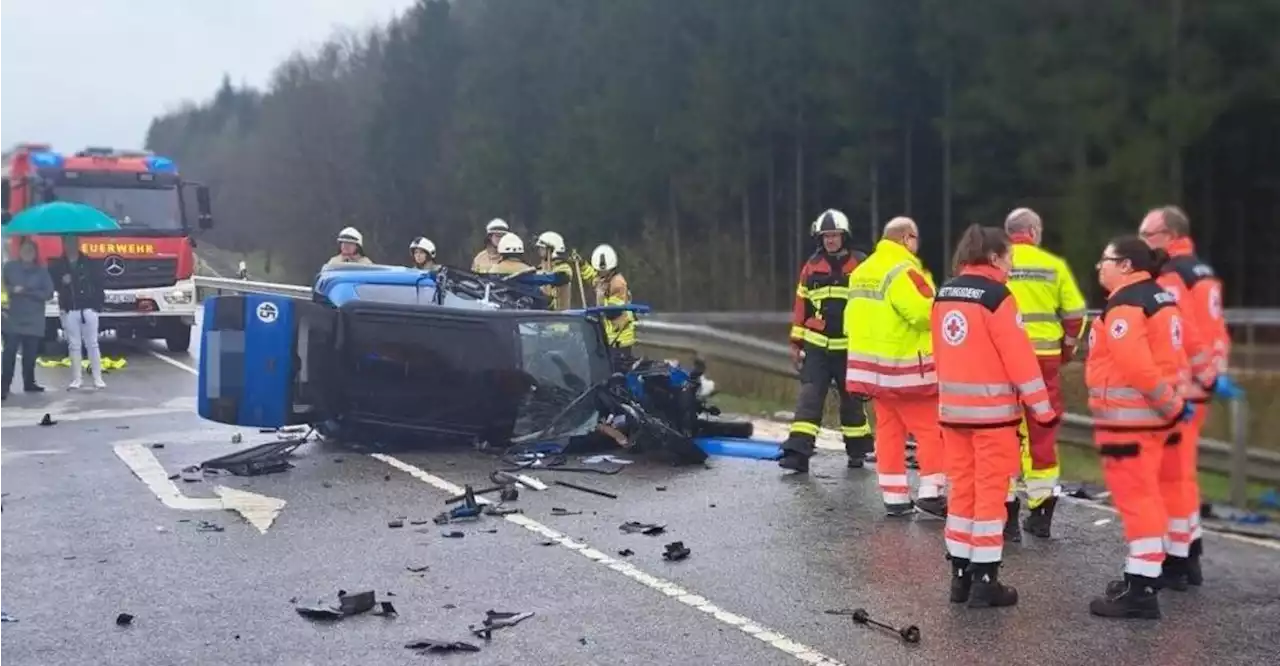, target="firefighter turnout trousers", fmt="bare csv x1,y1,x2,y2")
945,426,1020,564
782,345,873,458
